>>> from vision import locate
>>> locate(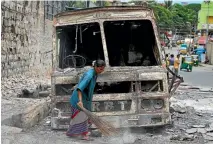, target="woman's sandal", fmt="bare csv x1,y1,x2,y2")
81,135,94,141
